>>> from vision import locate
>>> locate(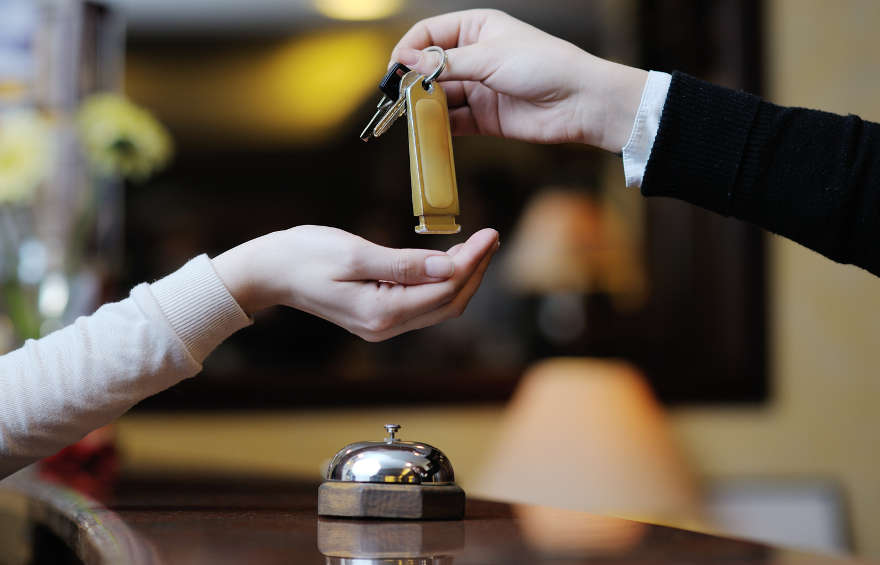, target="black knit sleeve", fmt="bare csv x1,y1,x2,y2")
642,71,880,276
